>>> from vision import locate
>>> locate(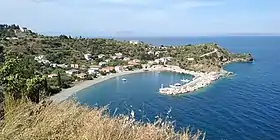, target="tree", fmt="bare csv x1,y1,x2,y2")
57,71,62,88
0,45,4,65
26,76,48,103
0,57,48,103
